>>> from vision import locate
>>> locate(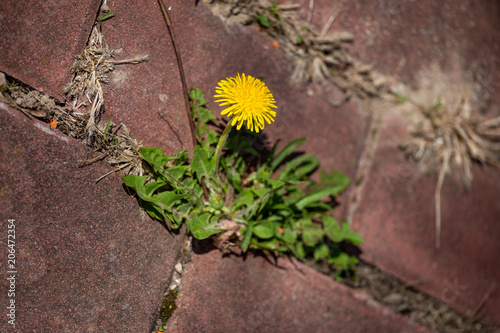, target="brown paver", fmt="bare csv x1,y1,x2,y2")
0,0,102,100
0,102,184,332
0,0,372,331
3,0,500,330
97,0,369,177
351,108,500,326
295,0,500,94
166,248,429,333
291,0,500,326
